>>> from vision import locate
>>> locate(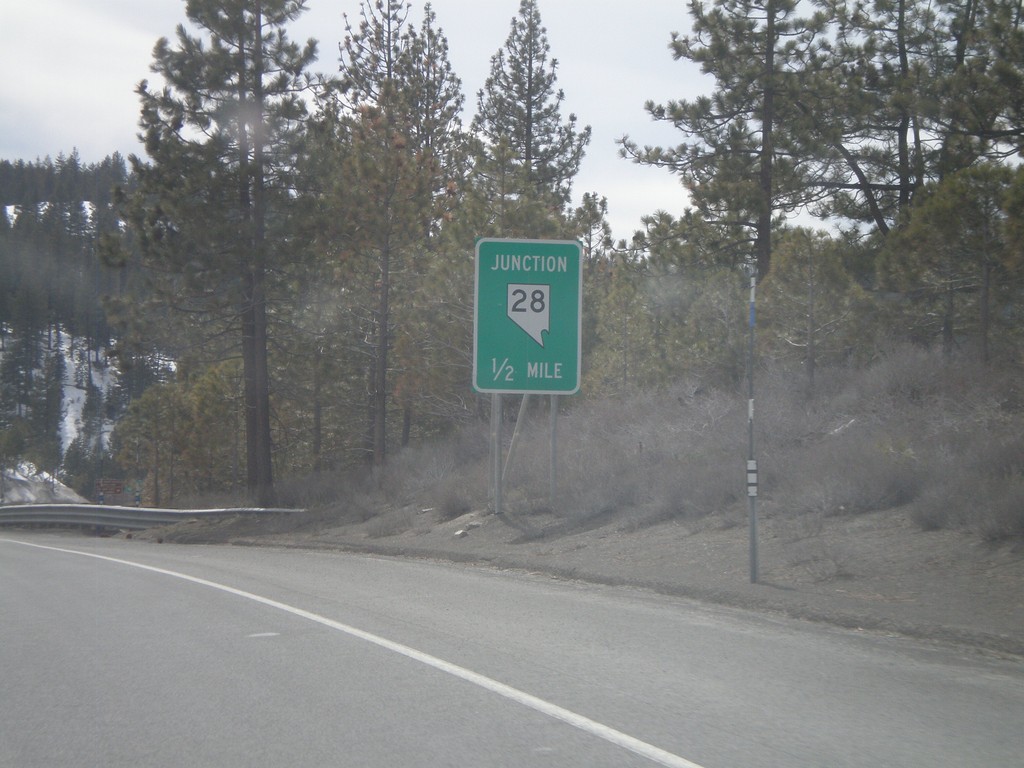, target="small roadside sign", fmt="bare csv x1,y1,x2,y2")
473,238,582,394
